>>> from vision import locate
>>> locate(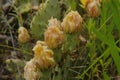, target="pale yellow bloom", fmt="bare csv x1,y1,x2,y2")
44,26,64,48
24,59,41,80
85,0,101,17
61,11,83,33
32,41,55,68
48,17,62,30
18,27,30,43
36,40,47,46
